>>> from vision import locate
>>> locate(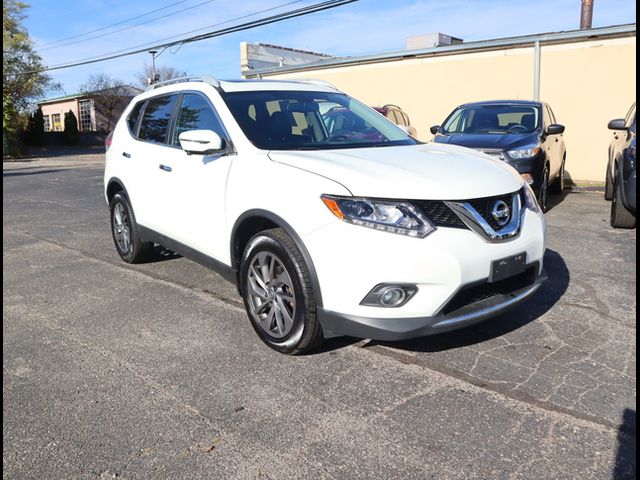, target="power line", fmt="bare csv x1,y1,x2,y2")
37,0,220,52
35,0,191,48
14,0,357,75
48,0,305,67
